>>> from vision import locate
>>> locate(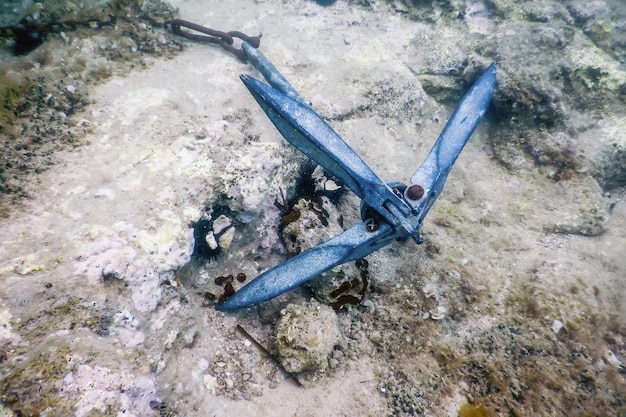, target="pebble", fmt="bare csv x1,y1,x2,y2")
361,299,375,313
203,374,217,392
212,215,232,234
